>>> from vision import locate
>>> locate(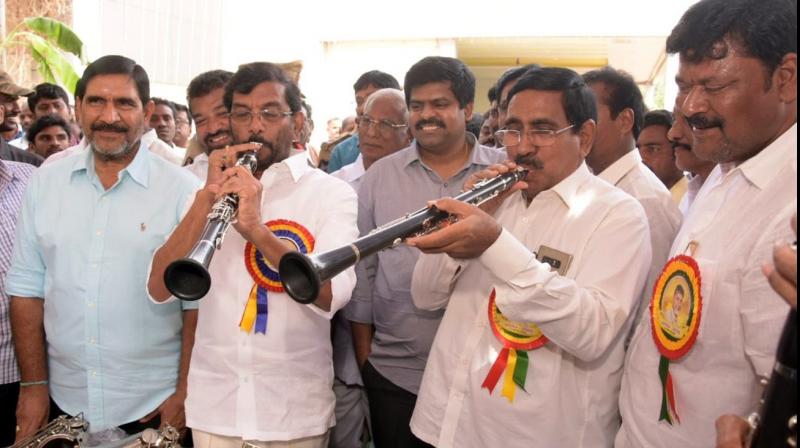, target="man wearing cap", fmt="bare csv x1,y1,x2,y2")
0,77,43,167
0,71,32,144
